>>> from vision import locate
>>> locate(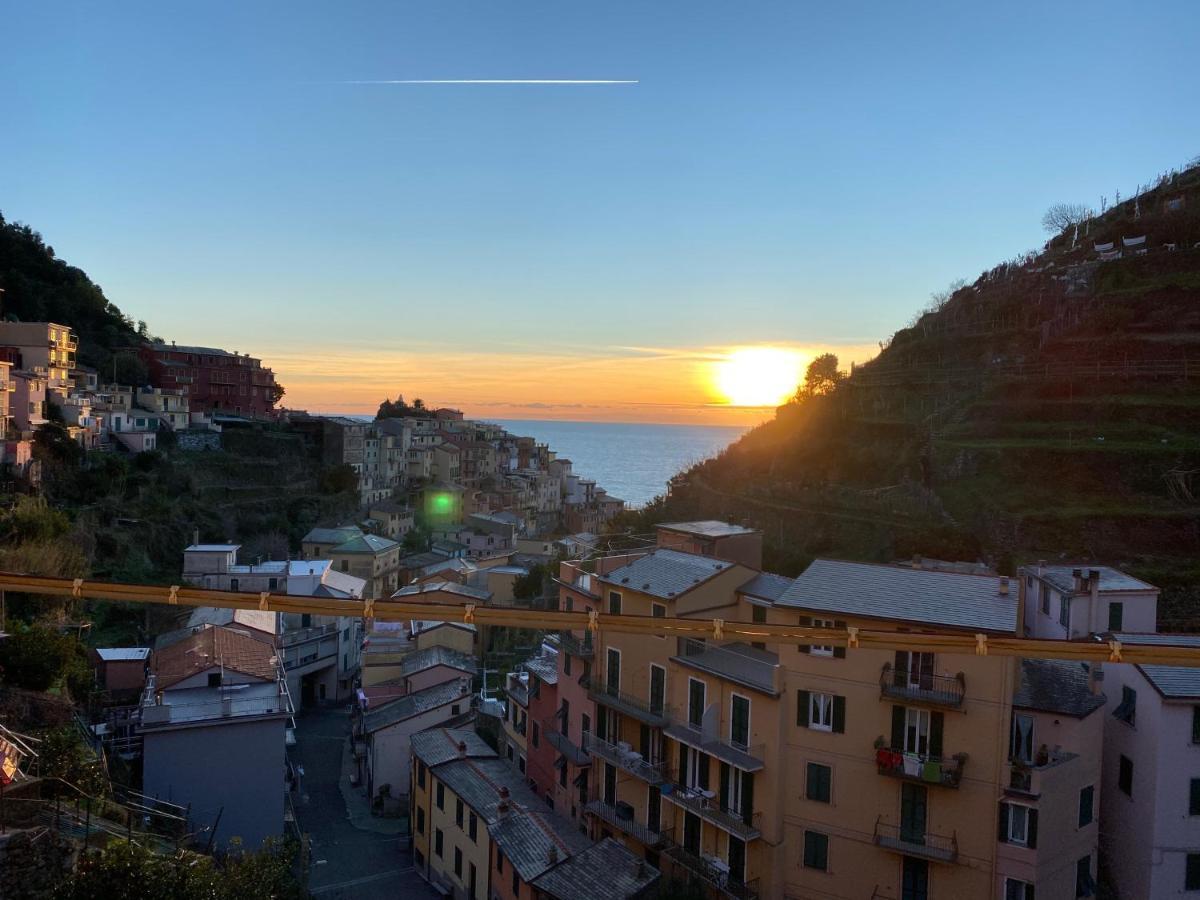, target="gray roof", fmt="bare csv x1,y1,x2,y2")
303,526,363,545
672,641,779,695
362,679,470,733
1117,634,1200,699
599,549,734,600
488,809,592,883
410,727,496,767
658,520,758,538
392,581,491,602
431,758,542,824
738,572,794,603
778,559,1018,632
532,837,660,900
1034,565,1157,595
1115,633,1200,647
335,533,400,554
400,646,477,678
1012,658,1105,717
523,654,559,686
